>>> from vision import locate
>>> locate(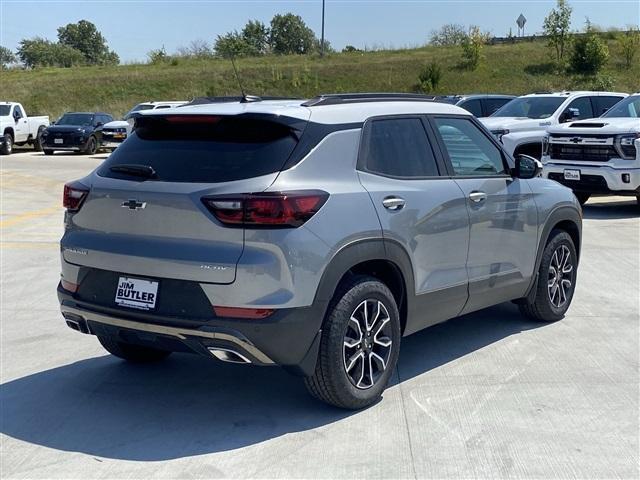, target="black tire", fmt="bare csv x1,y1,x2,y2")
1,133,13,155
519,230,578,322
43,149,54,156
97,334,172,363
83,136,98,155
304,275,401,409
33,127,44,151
574,192,590,206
